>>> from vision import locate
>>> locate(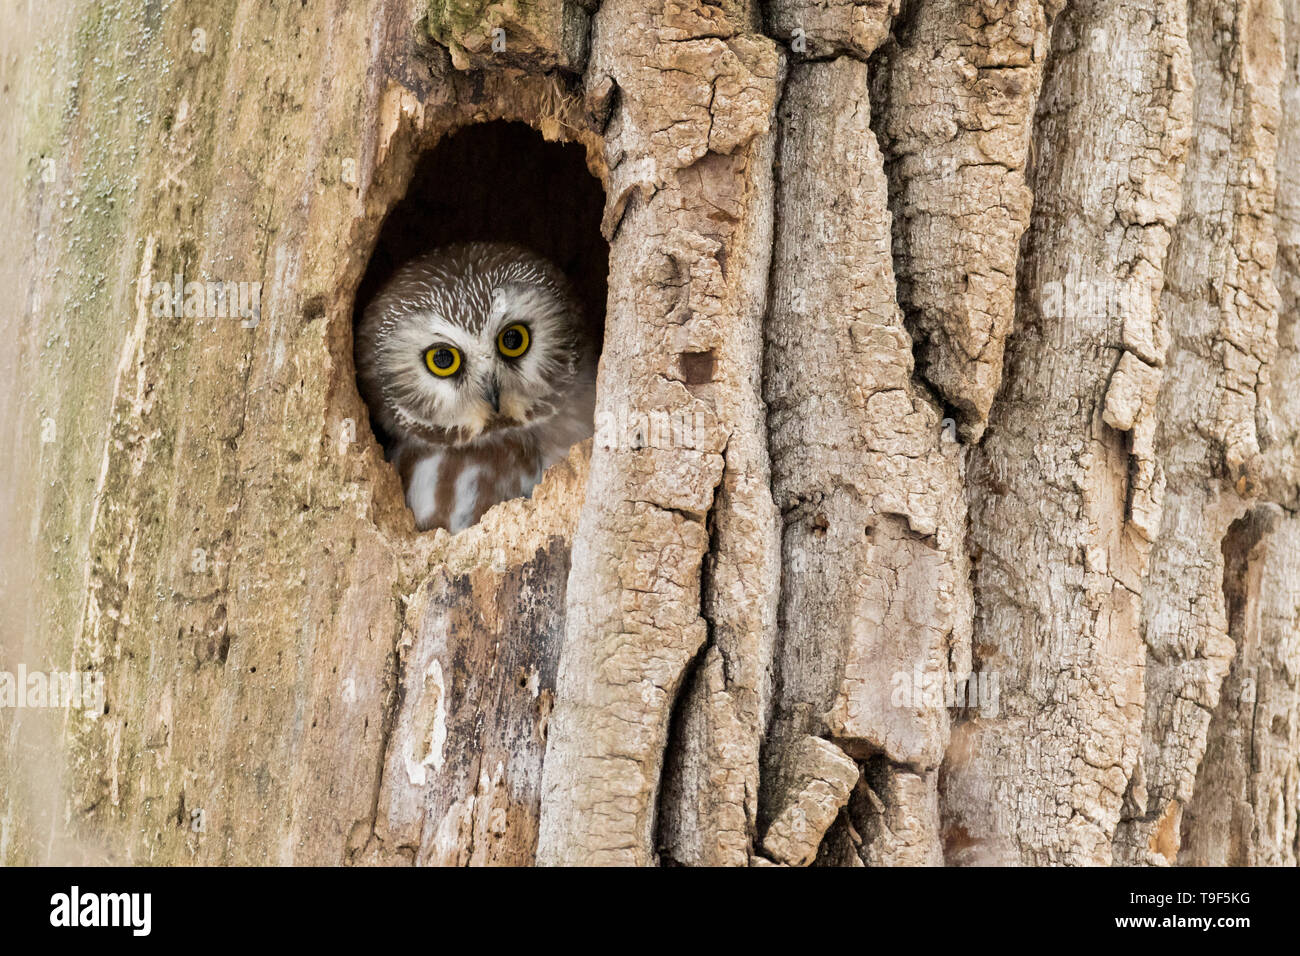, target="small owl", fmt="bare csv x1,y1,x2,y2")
356,241,597,532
